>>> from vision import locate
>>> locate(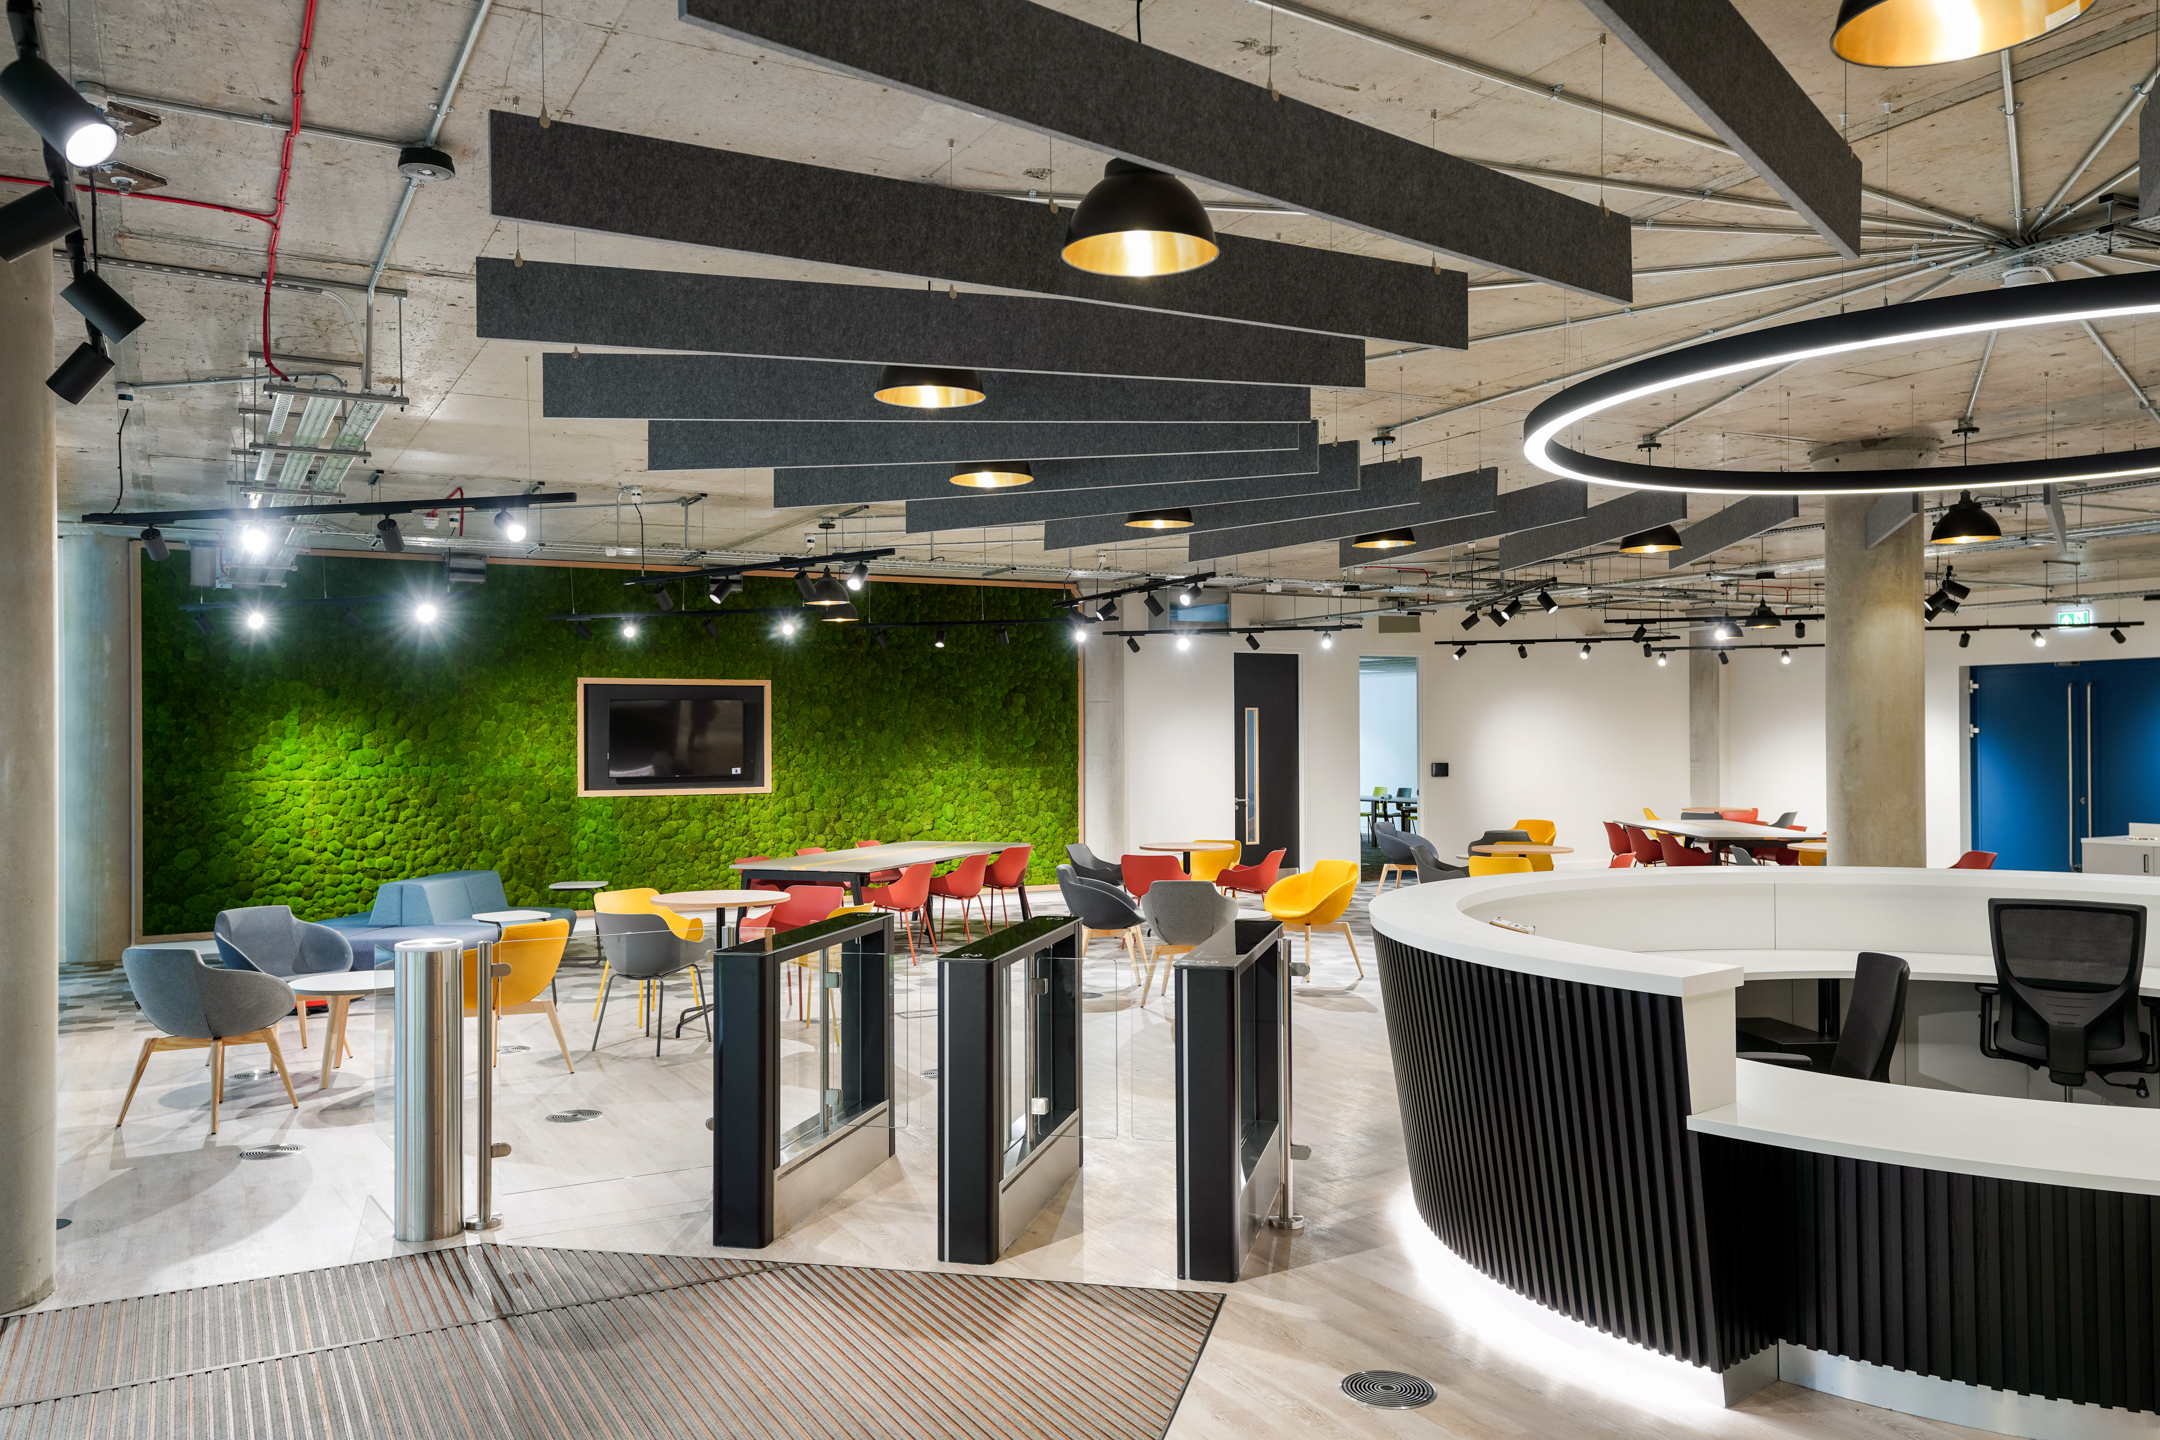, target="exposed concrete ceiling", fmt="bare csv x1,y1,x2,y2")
12,0,2160,623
